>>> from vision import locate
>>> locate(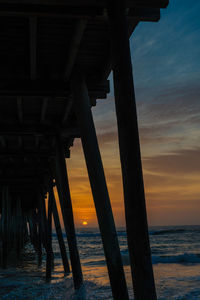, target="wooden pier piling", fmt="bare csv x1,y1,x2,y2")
46,188,53,280
51,185,70,274
72,72,129,300
108,1,157,299
55,135,83,289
